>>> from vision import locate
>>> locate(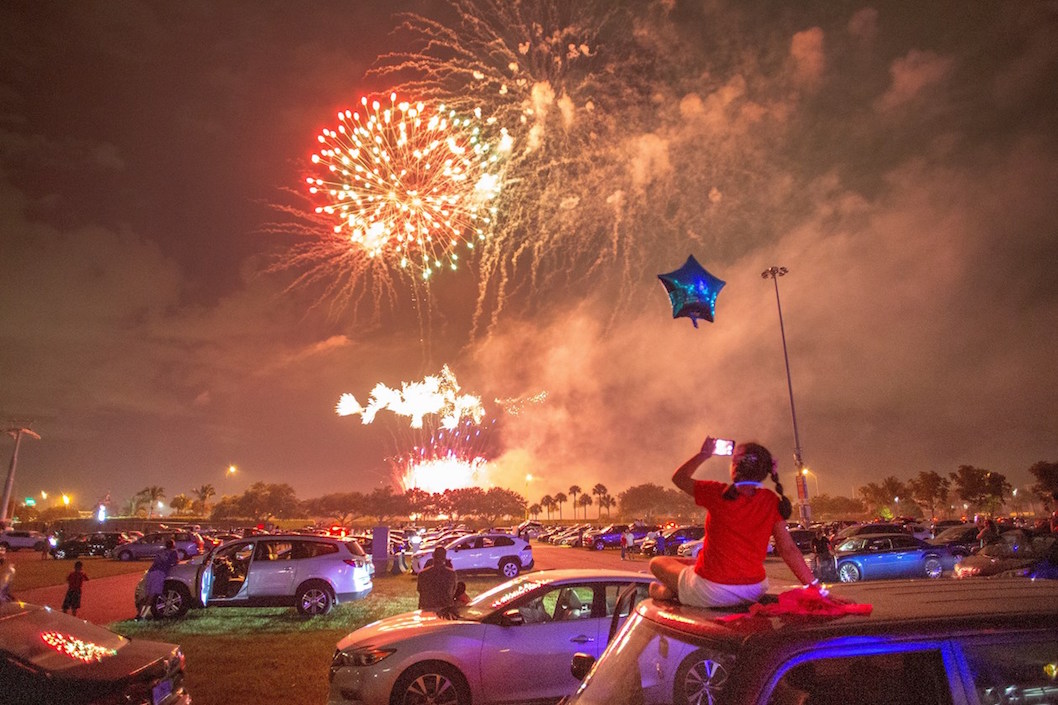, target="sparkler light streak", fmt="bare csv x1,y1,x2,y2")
307,93,507,281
